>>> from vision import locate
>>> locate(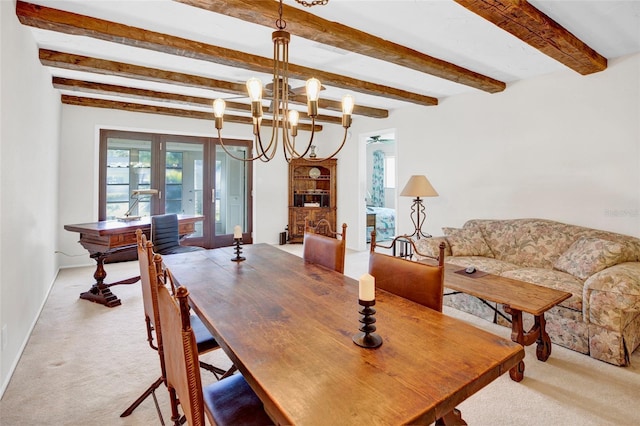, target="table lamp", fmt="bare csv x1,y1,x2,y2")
118,189,159,221
400,175,438,239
